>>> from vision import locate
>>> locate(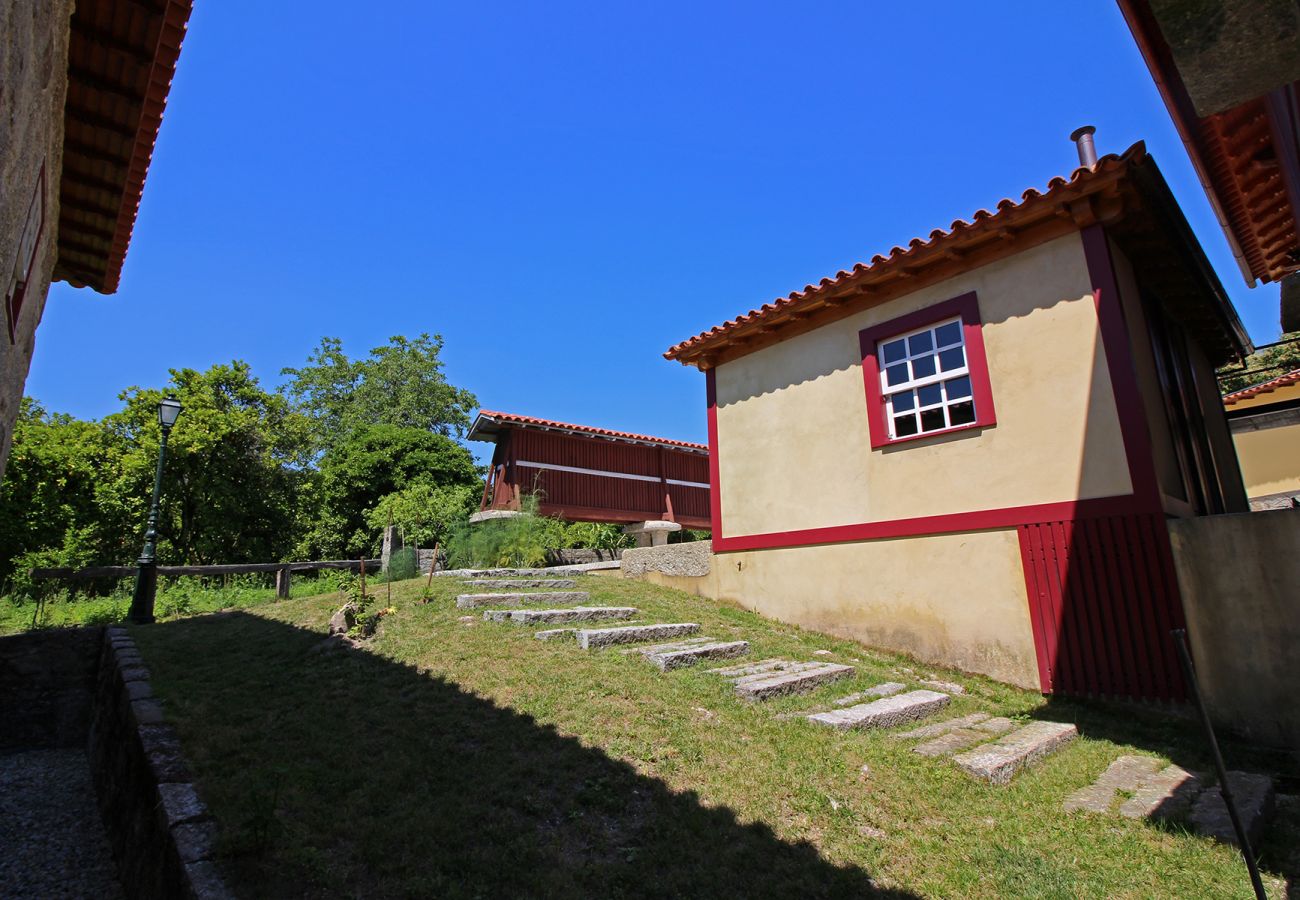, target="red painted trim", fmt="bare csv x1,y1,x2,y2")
706,369,723,536
1079,225,1163,512
711,493,1144,553
858,291,997,450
